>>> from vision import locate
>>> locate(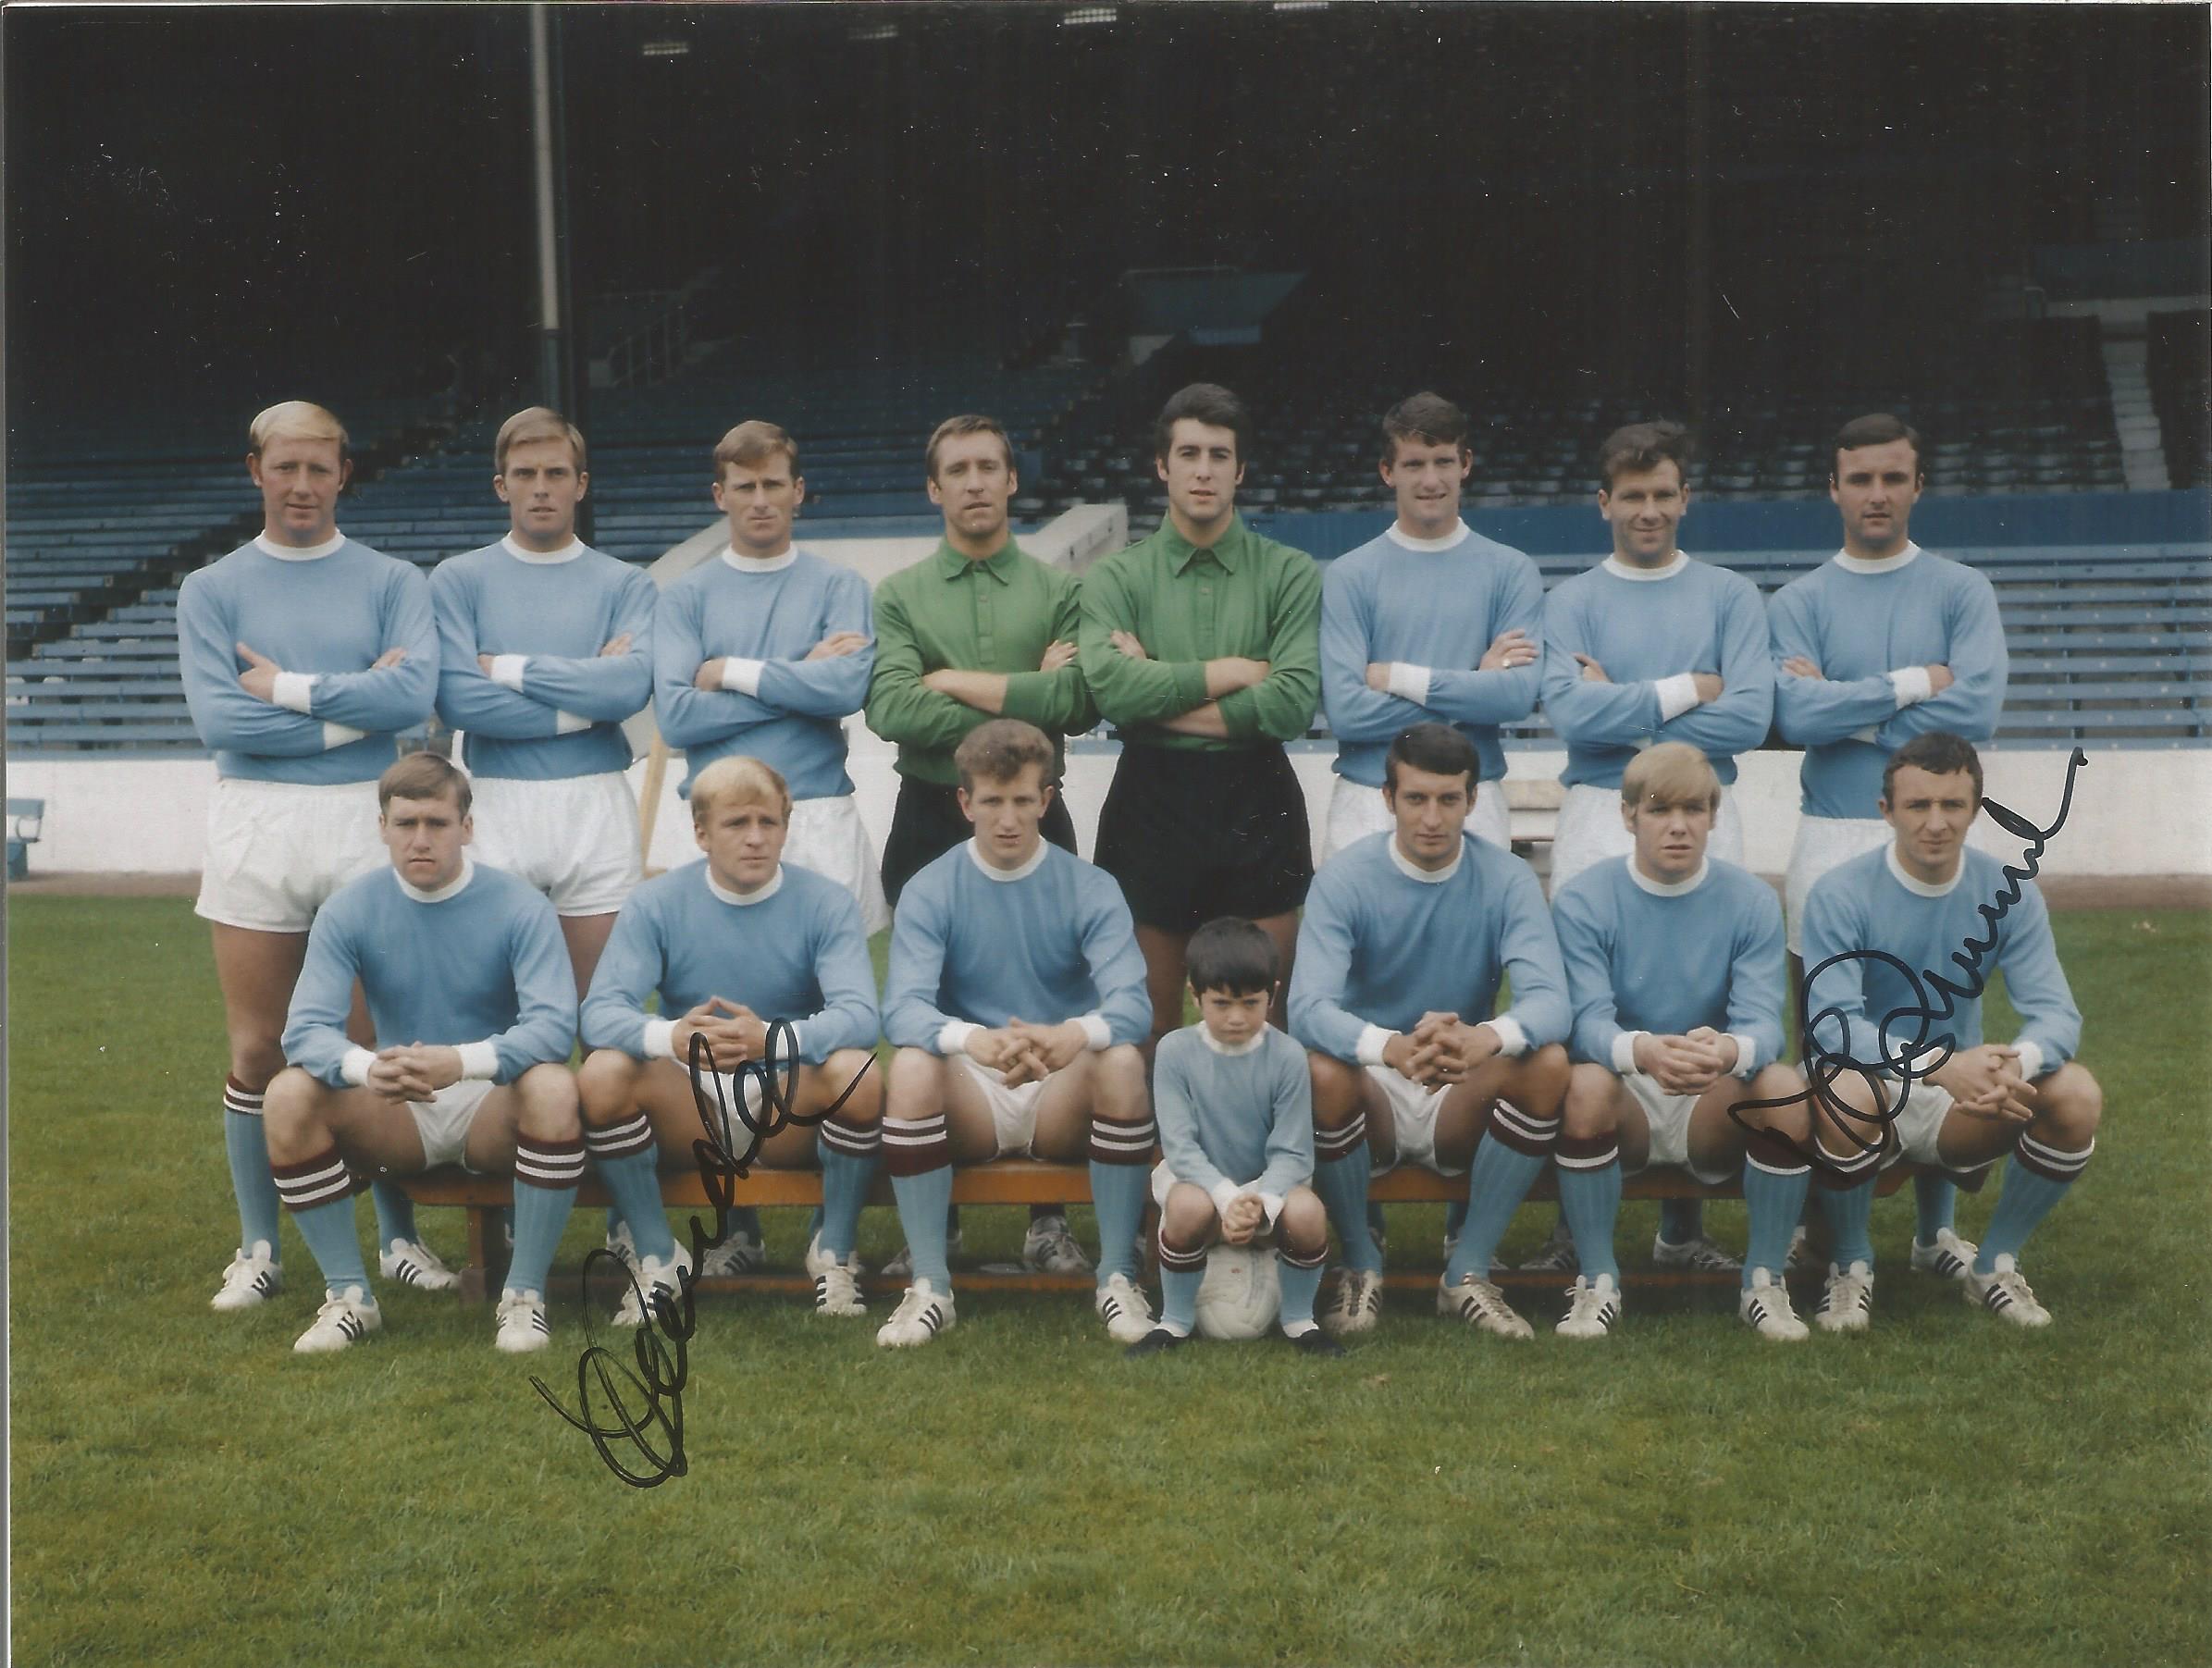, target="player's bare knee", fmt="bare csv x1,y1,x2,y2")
1307,1051,1363,1122
819,1049,883,1124
1279,1186,1328,1254
515,1064,581,1143
1519,1043,1571,1114
1562,1065,1622,1141
1746,1064,1812,1143
227,1035,289,1093
1160,1184,1217,1251
575,1048,641,1126
884,1046,944,1119
2036,1063,2102,1145
261,1067,326,1155
1093,1044,1150,1120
